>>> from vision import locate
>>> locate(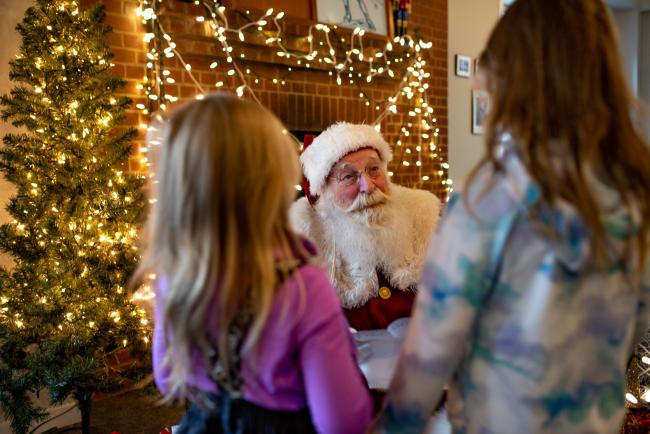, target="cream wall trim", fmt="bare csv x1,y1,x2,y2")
613,11,640,95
